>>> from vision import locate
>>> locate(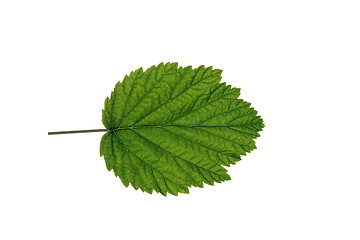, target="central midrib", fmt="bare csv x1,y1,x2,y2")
109,124,242,131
